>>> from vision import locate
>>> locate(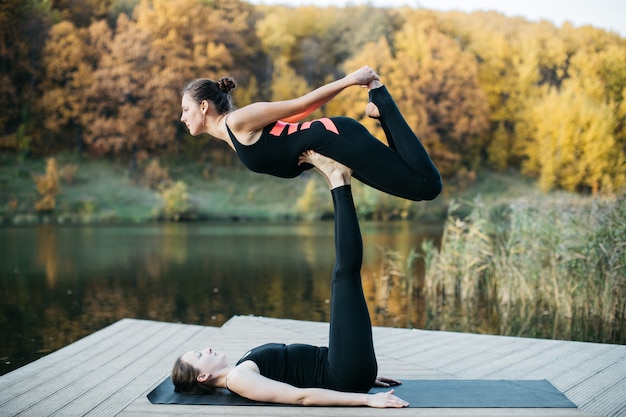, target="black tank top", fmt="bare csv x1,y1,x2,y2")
236,343,332,388
225,117,360,179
